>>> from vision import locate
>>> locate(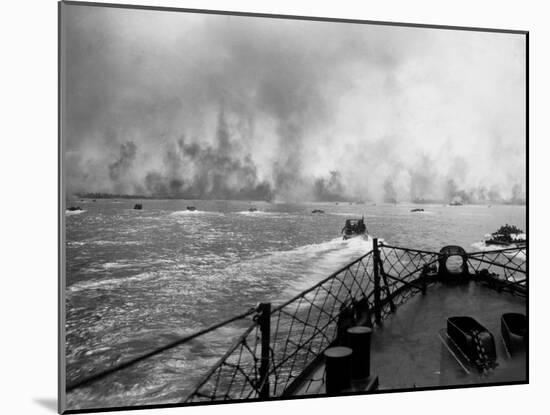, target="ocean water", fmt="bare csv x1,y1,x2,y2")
64,199,526,409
